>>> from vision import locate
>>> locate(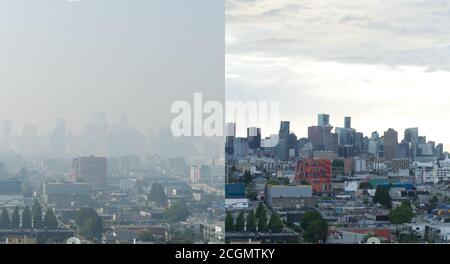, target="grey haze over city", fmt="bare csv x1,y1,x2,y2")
0,0,224,161
0,0,225,245
226,0,450,151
